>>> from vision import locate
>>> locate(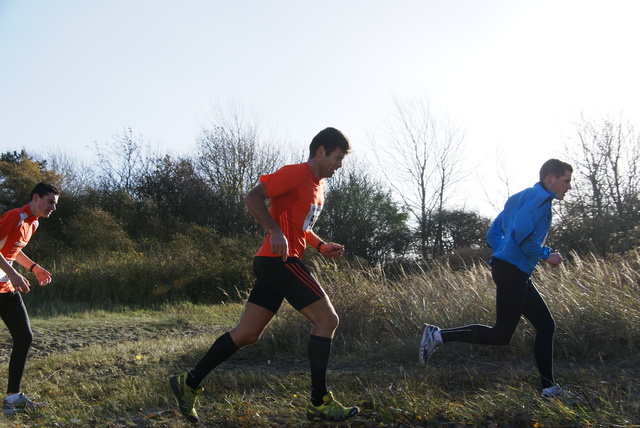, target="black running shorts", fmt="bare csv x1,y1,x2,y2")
248,256,326,313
